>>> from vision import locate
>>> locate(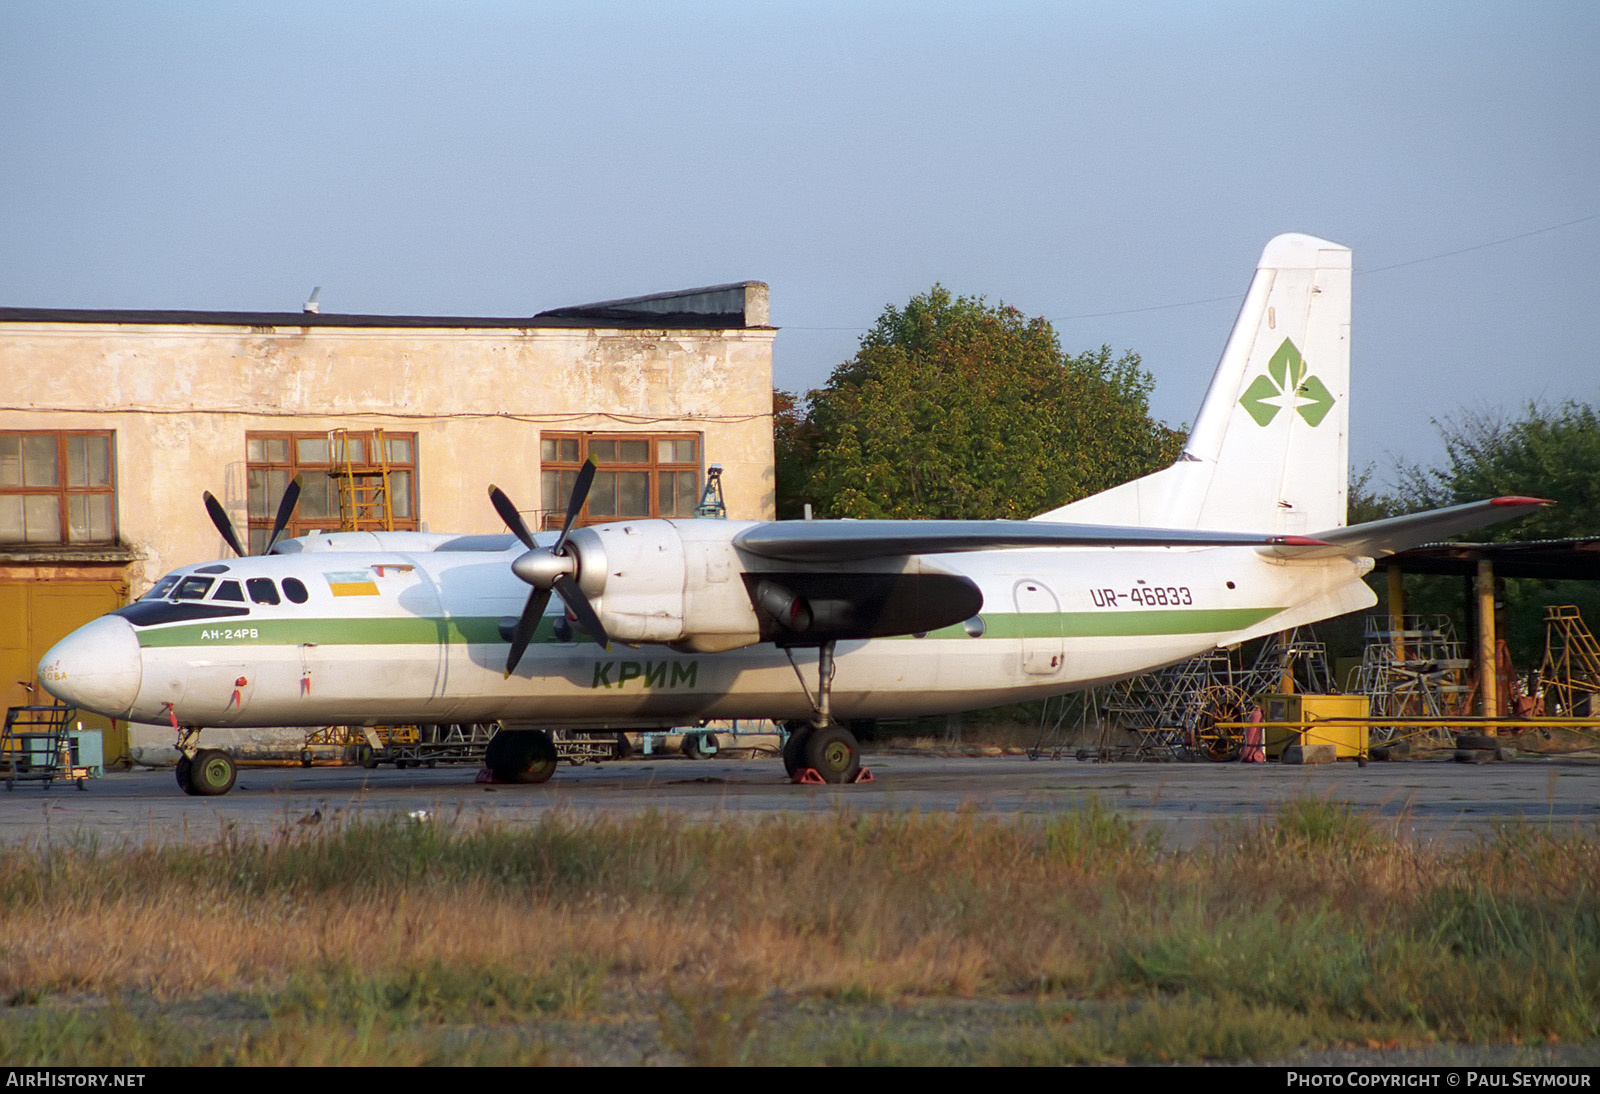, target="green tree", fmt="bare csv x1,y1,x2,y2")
1396,402,1600,541
1390,401,1600,664
773,388,818,520
779,287,1184,520
1347,464,1403,526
